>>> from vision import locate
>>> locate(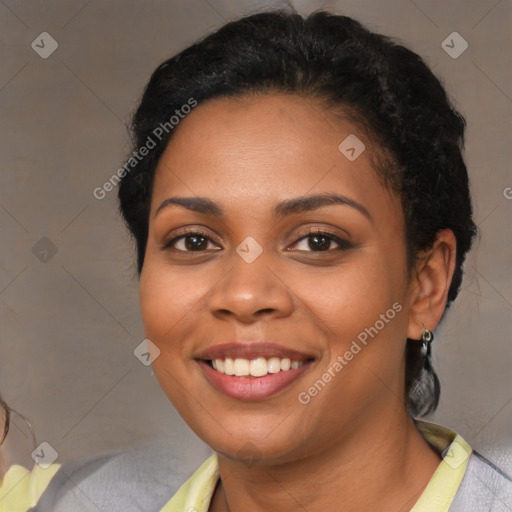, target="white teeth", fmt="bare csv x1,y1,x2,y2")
267,357,281,374
249,357,268,377
234,358,250,376
210,357,306,377
224,358,235,375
